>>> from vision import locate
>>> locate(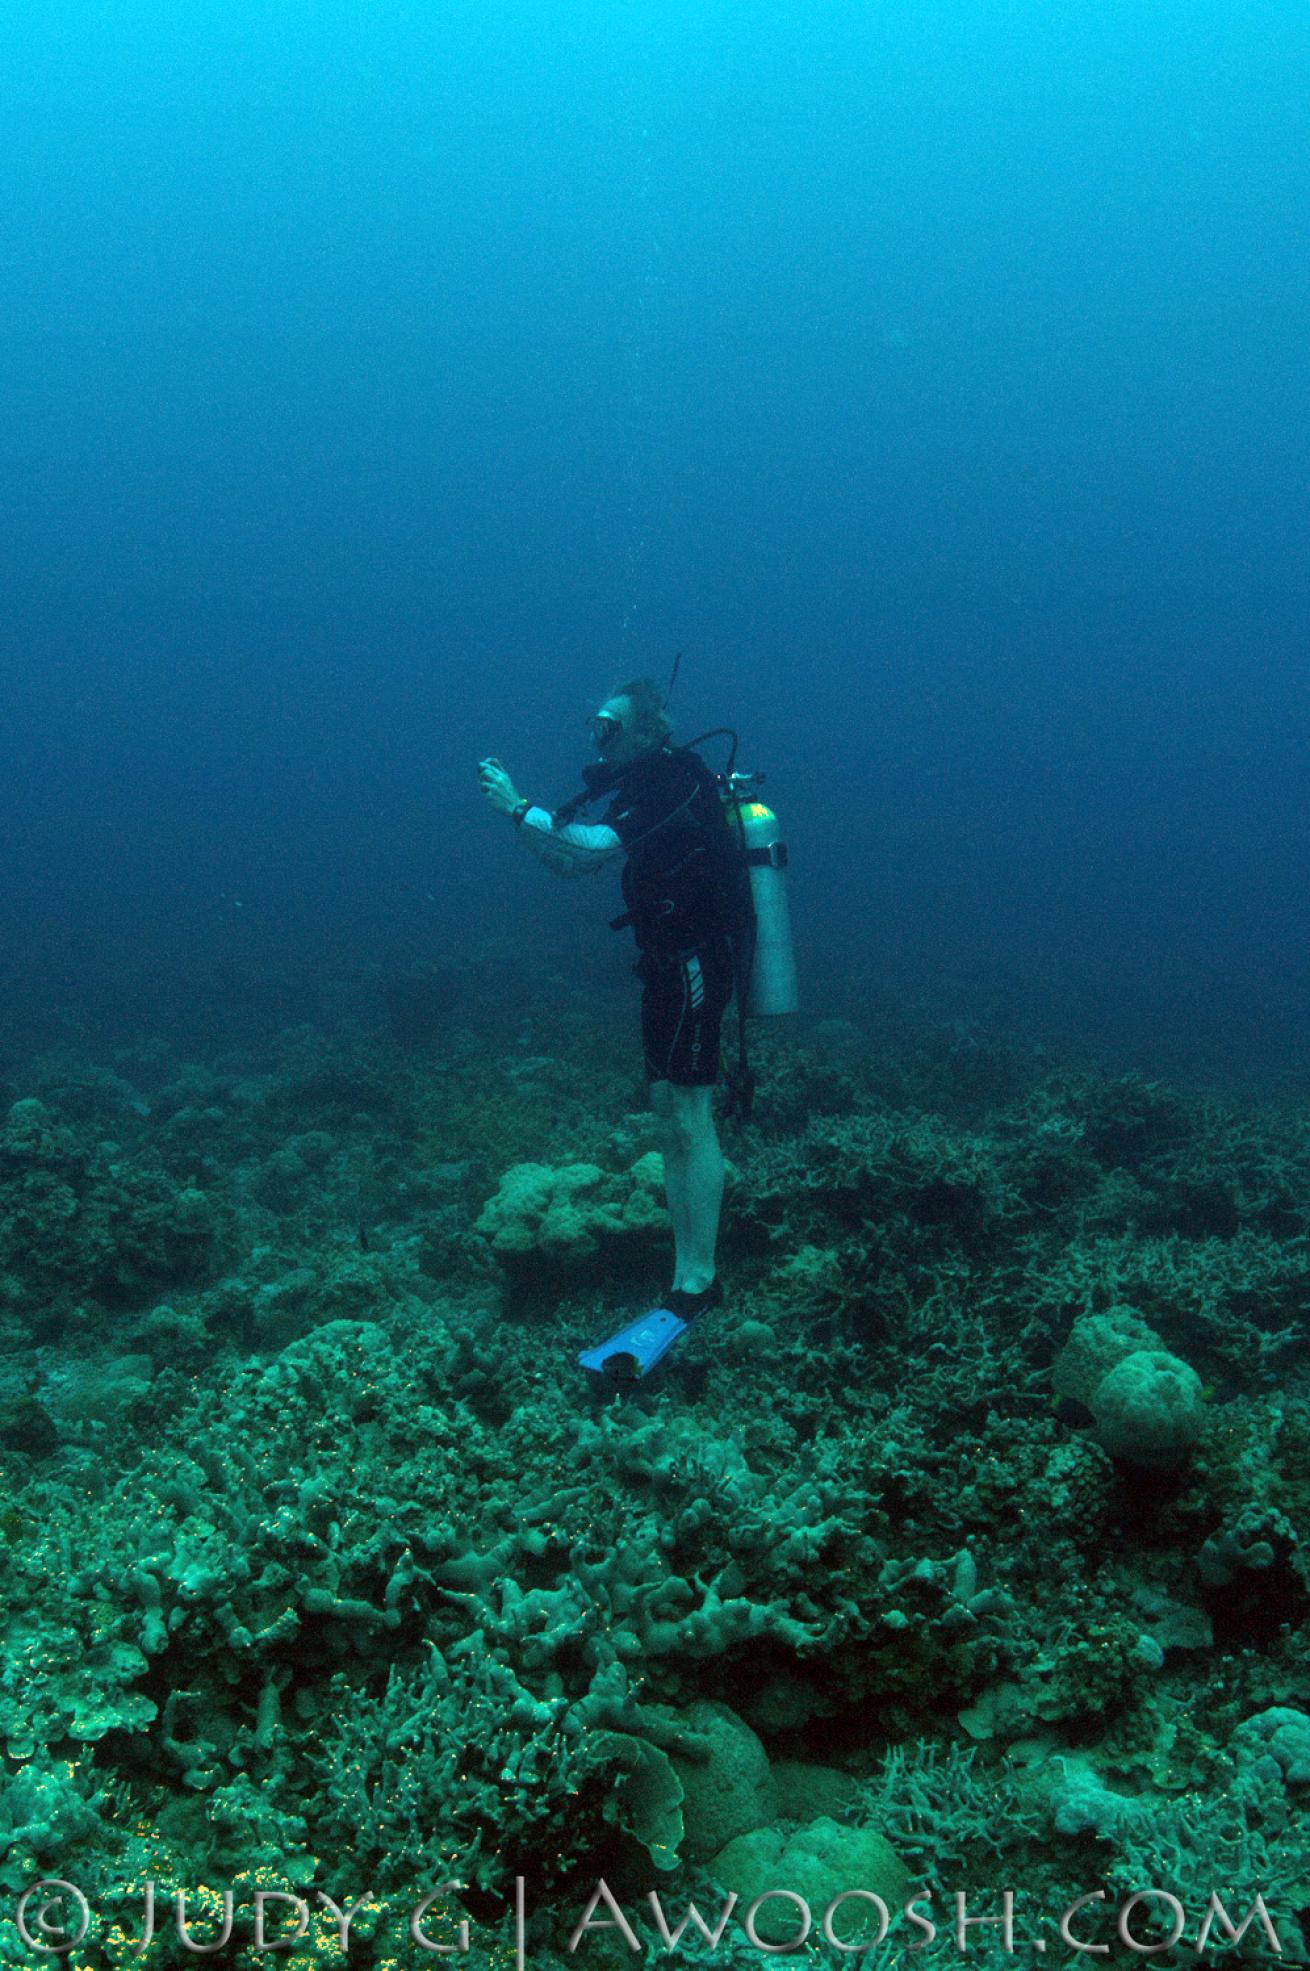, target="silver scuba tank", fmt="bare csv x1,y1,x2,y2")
725,772,798,1016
